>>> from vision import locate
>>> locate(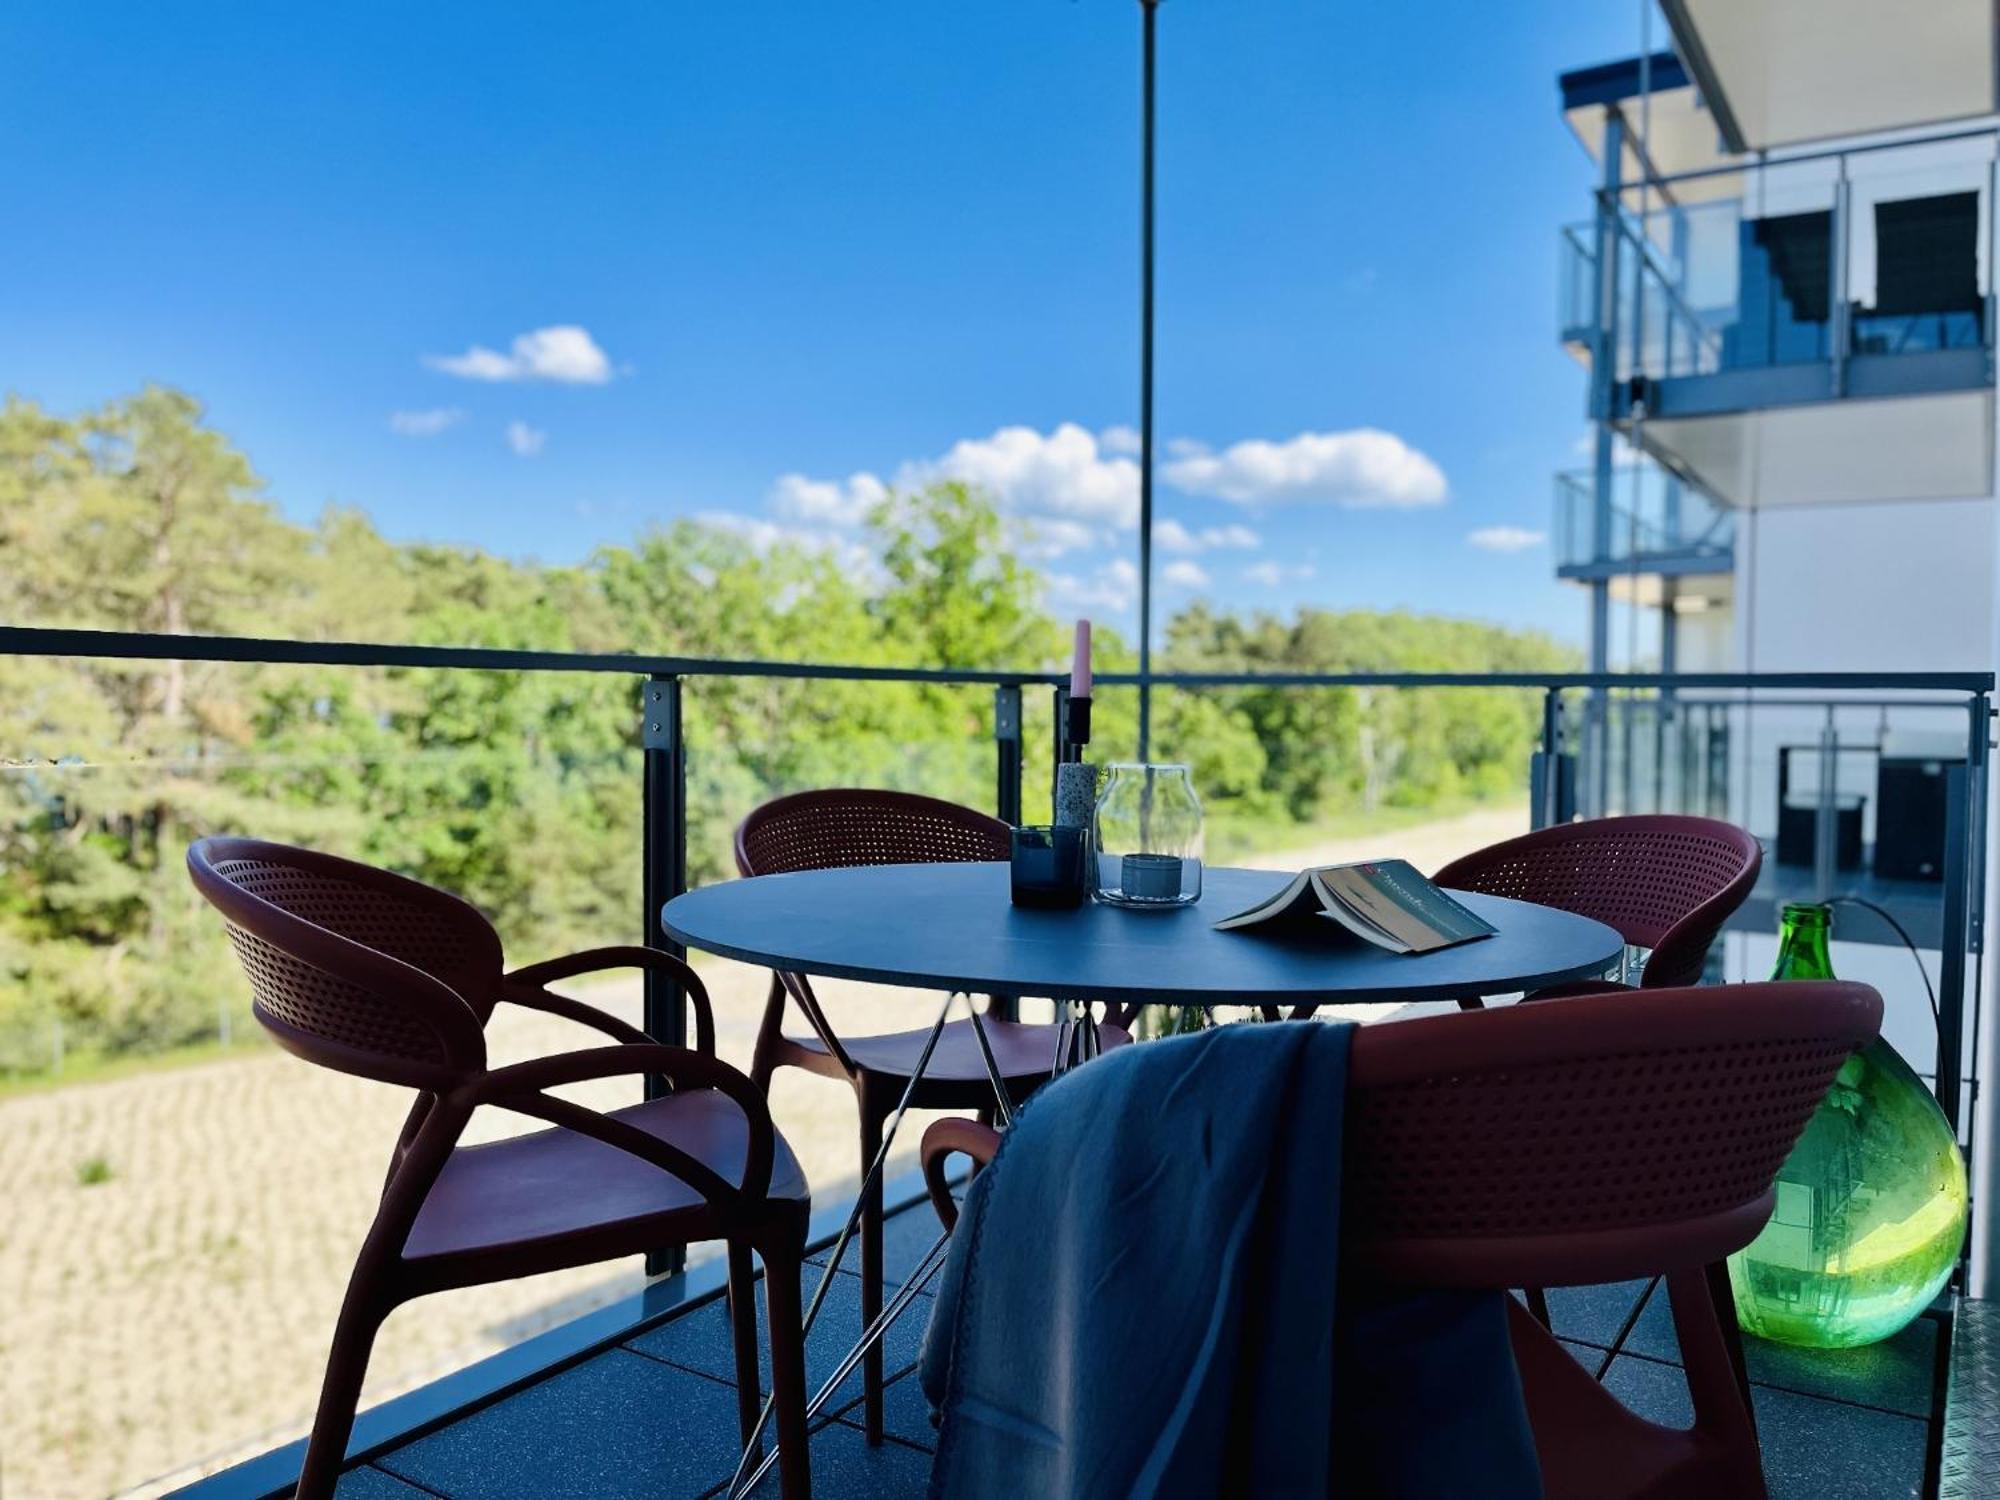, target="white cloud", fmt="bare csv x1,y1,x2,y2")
898,422,1139,528
1098,424,1142,456
1242,560,1317,588
1011,516,1101,560
769,471,888,526
426,324,614,384
1161,559,1211,589
1466,525,1546,553
694,510,881,582
505,420,547,457
389,407,464,437
1154,519,1261,554
1164,428,1446,508
1045,557,1140,615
